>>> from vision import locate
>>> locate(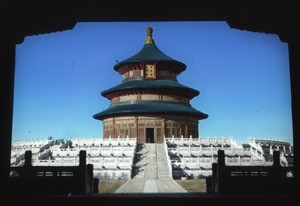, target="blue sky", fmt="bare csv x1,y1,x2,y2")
12,21,293,144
